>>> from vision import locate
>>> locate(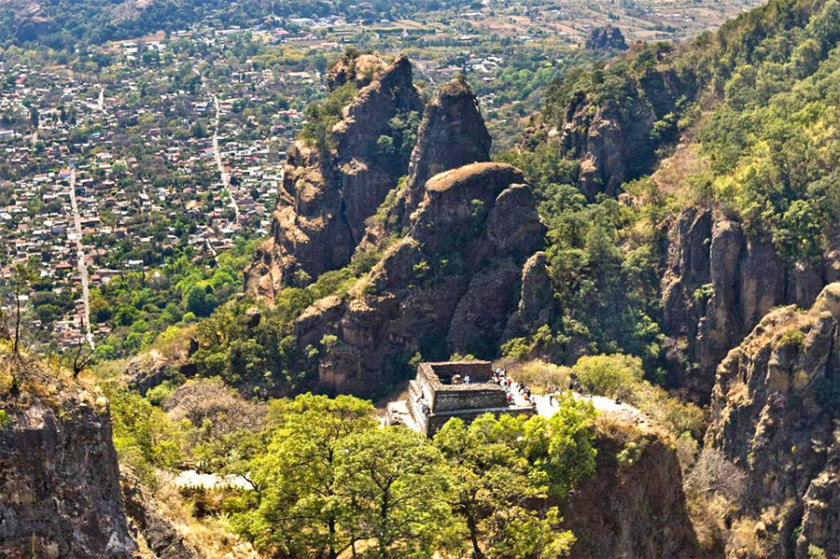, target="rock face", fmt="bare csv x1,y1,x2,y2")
522,48,699,200
585,25,629,50
504,251,557,339
0,360,135,558
294,162,545,394
403,76,492,212
120,468,198,559
556,67,692,199
245,54,422,299
246,57,497,301
358,73,493,253
326,53,387,90
561,418,701,558
704,283,840,558
660,207,831,401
